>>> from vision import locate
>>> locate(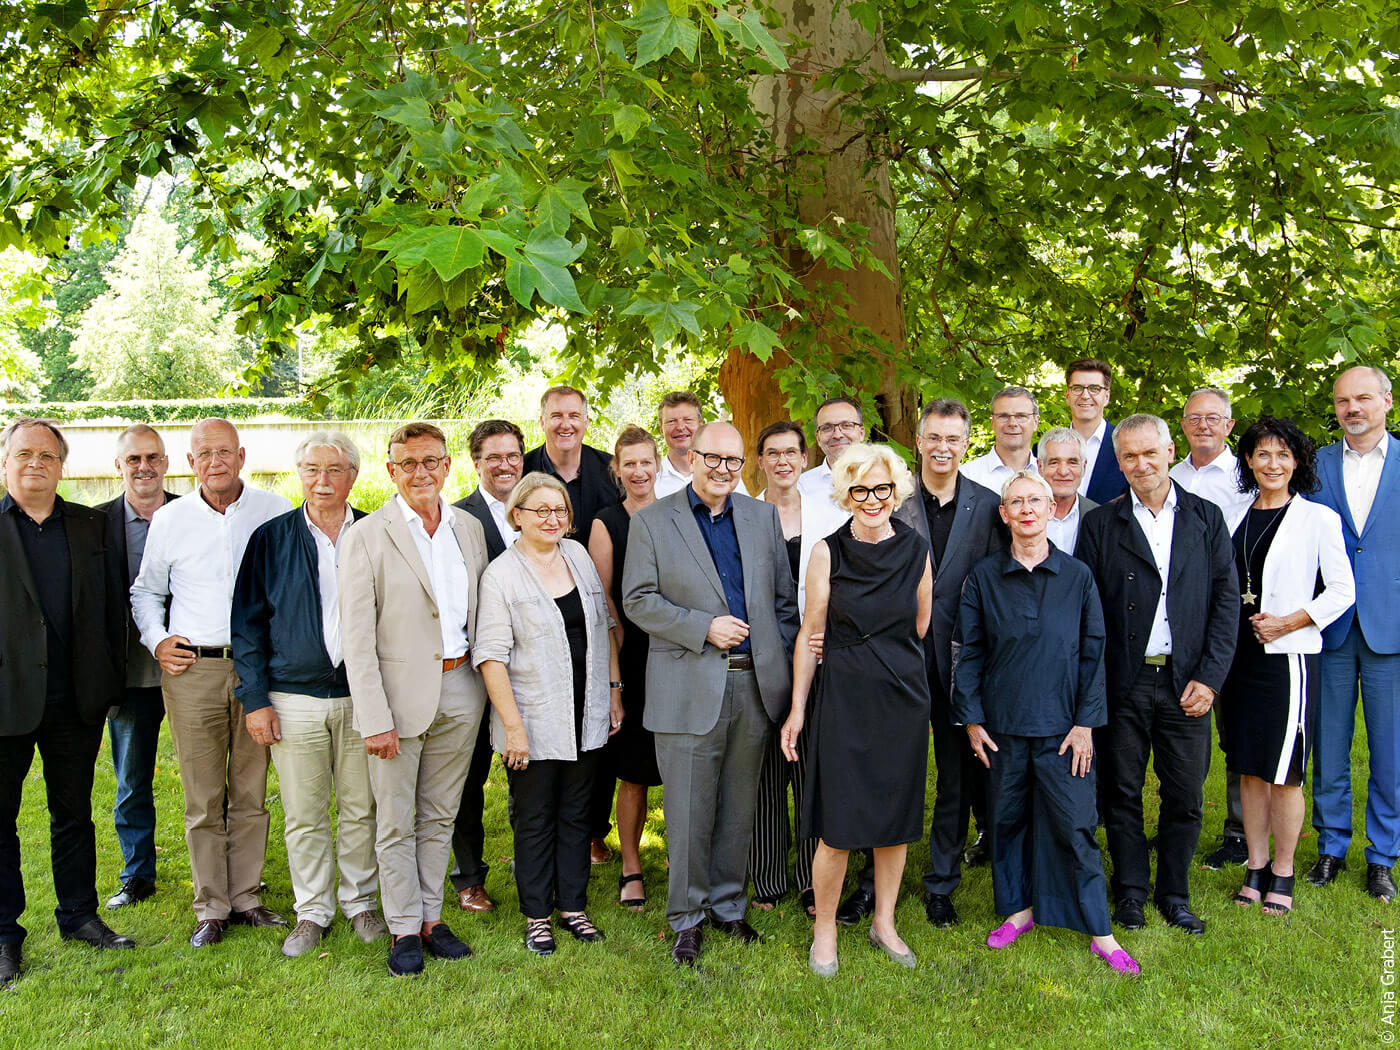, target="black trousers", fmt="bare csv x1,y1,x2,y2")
0,694,105,945
450,716,496,890
1104,662,1212,907
987,734,1110,936
508,749,601,919
586,745,617,840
